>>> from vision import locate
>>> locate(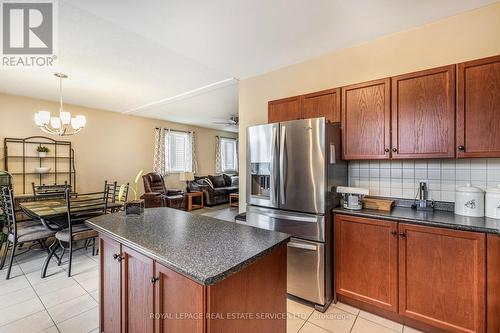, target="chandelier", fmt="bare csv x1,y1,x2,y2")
34,73,86,136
